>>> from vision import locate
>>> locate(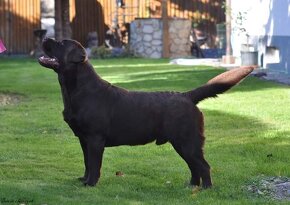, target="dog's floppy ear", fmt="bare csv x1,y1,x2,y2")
67,47,88,63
